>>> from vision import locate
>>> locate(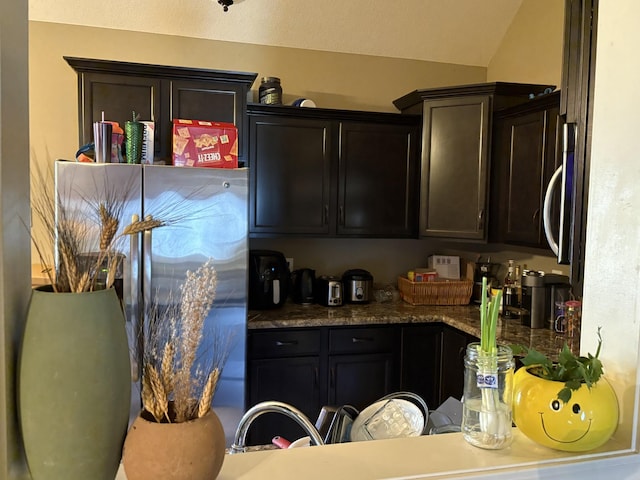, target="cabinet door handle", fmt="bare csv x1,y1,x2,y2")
477,209,484,230
275,340,298,347
324,205,329,225
329,367,335,388
352,336,373,343
533,208,540,222
339,205,345,225
314,367,319,388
